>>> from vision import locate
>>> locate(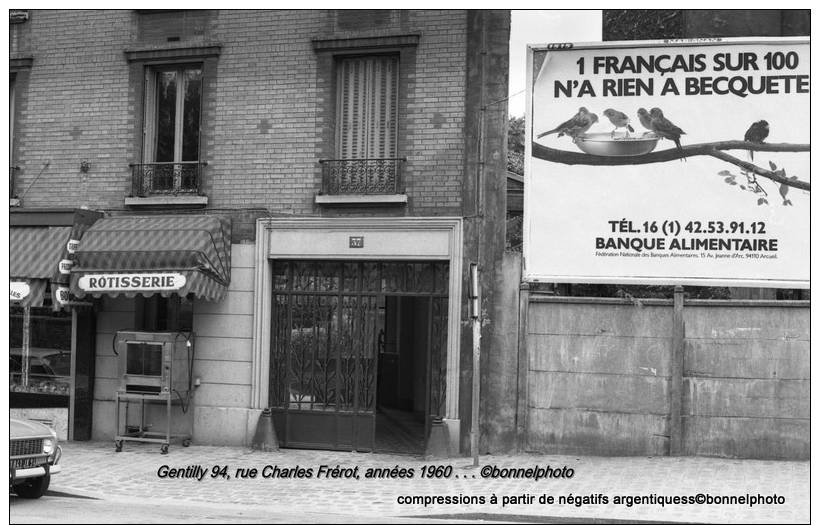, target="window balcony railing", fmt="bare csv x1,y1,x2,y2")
129,161,207,197
319,158,406,195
